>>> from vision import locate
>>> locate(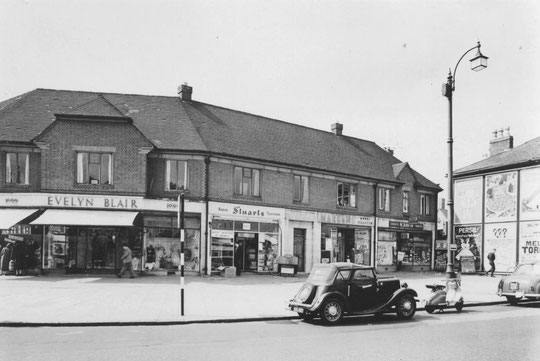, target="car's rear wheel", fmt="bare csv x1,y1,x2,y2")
321,298,344,325
506,296,518,305
396,295,416,319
